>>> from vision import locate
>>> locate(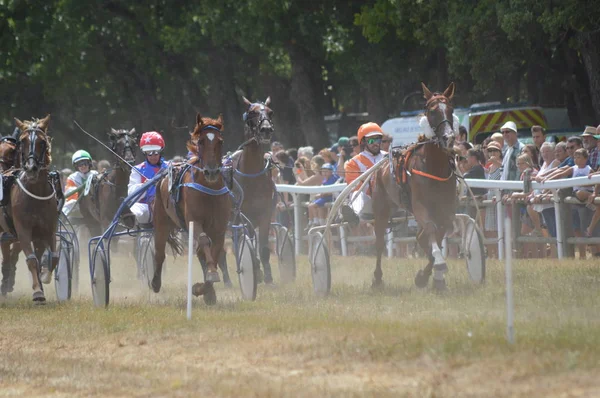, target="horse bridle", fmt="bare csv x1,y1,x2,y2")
110,132,136,169
425,96,454,135
193,124,223,173
20,125,49,169
243,102,274,142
